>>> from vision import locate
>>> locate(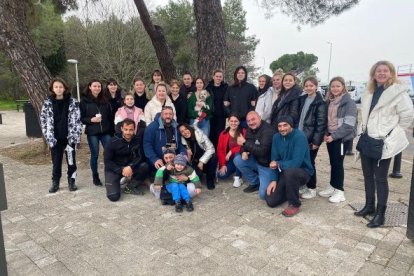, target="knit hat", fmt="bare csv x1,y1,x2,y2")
276,115,294,128
174,154,188,166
